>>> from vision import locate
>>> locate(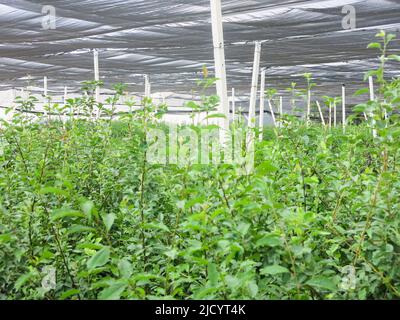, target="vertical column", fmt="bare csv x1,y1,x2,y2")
231,88,236,122
248,41,262,129
210,0,230,141
342,84,346,132
259,69,266,141
369,76,377,138
93,49,100,102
